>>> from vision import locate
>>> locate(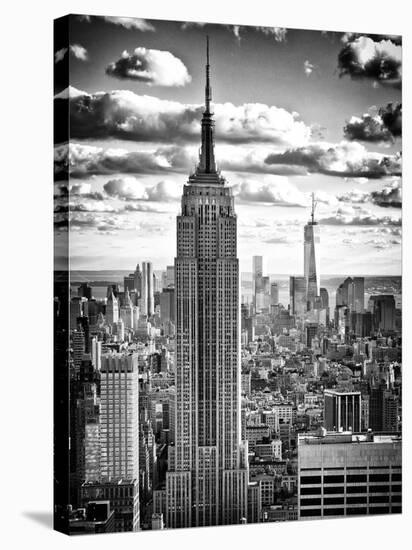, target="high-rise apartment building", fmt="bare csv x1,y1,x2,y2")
352,277,365,313
270,282,279,306
105,291,119,325
141,262,154,317
165,39,248,529
96,352,140,531
290,276,306,316
297,431,401,519
324,389,361,432
100,352,139,480
369,295,396,333
252,255,263,311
